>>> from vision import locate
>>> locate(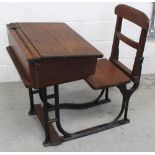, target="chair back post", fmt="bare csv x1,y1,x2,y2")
110,16,122,60
132,29,148,83
109,4,149,84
